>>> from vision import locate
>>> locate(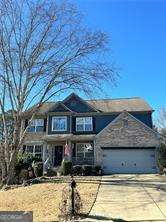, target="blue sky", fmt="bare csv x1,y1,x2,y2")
74,0,166,119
